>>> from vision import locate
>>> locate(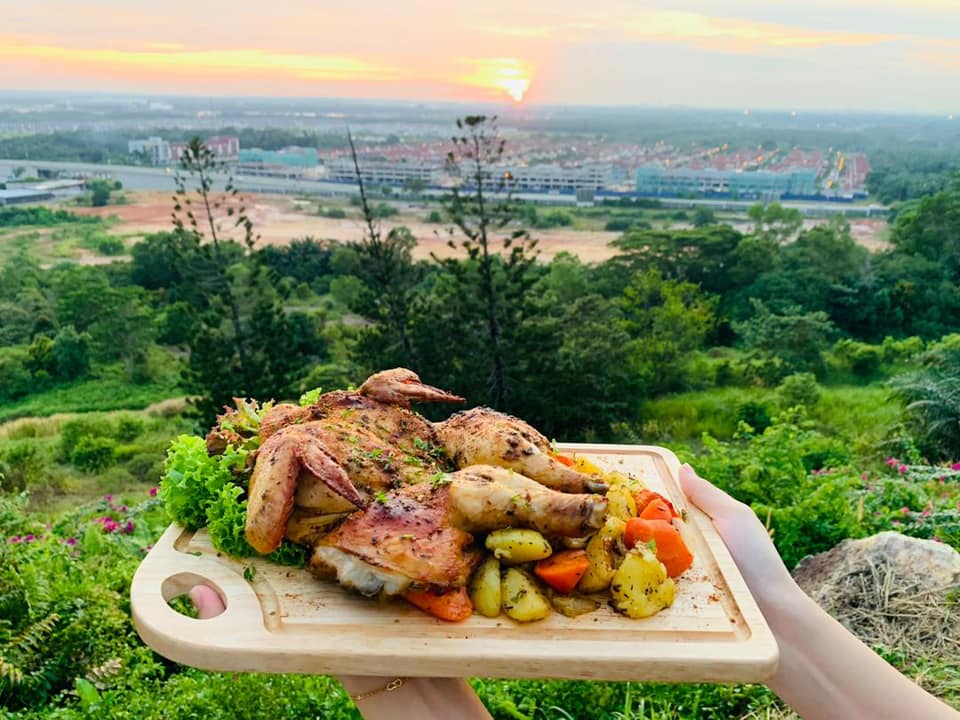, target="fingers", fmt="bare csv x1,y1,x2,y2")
188,584,226,619
679,463,741,519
